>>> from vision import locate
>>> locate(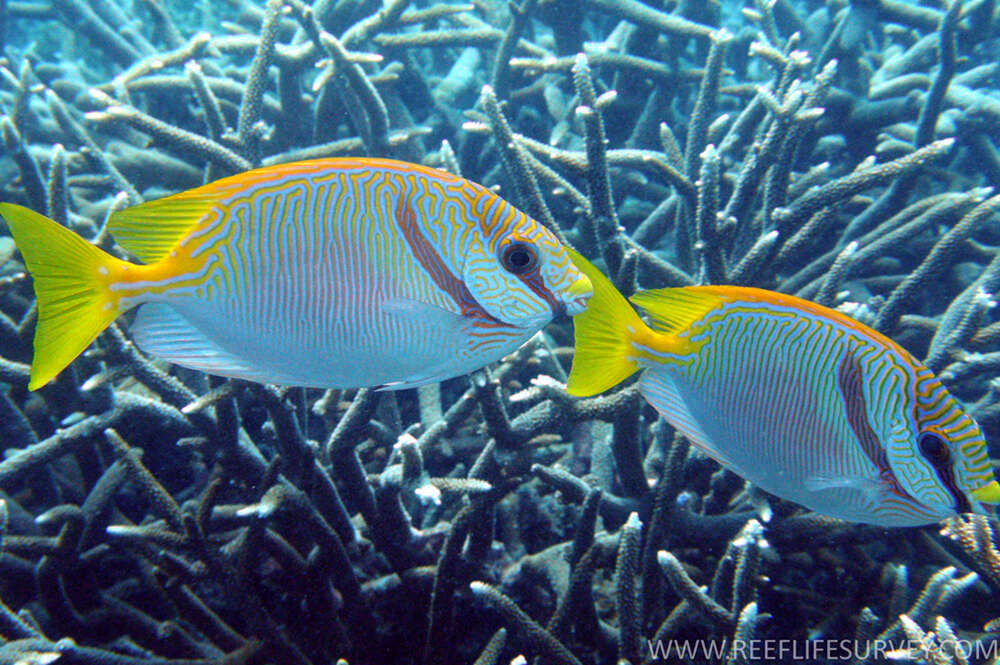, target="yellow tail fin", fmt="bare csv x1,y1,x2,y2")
565,250,724,397
0,203,128,390
565,249,648,396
